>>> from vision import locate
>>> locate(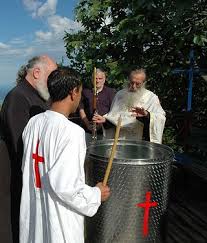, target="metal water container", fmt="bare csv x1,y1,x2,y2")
86,140,173,243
